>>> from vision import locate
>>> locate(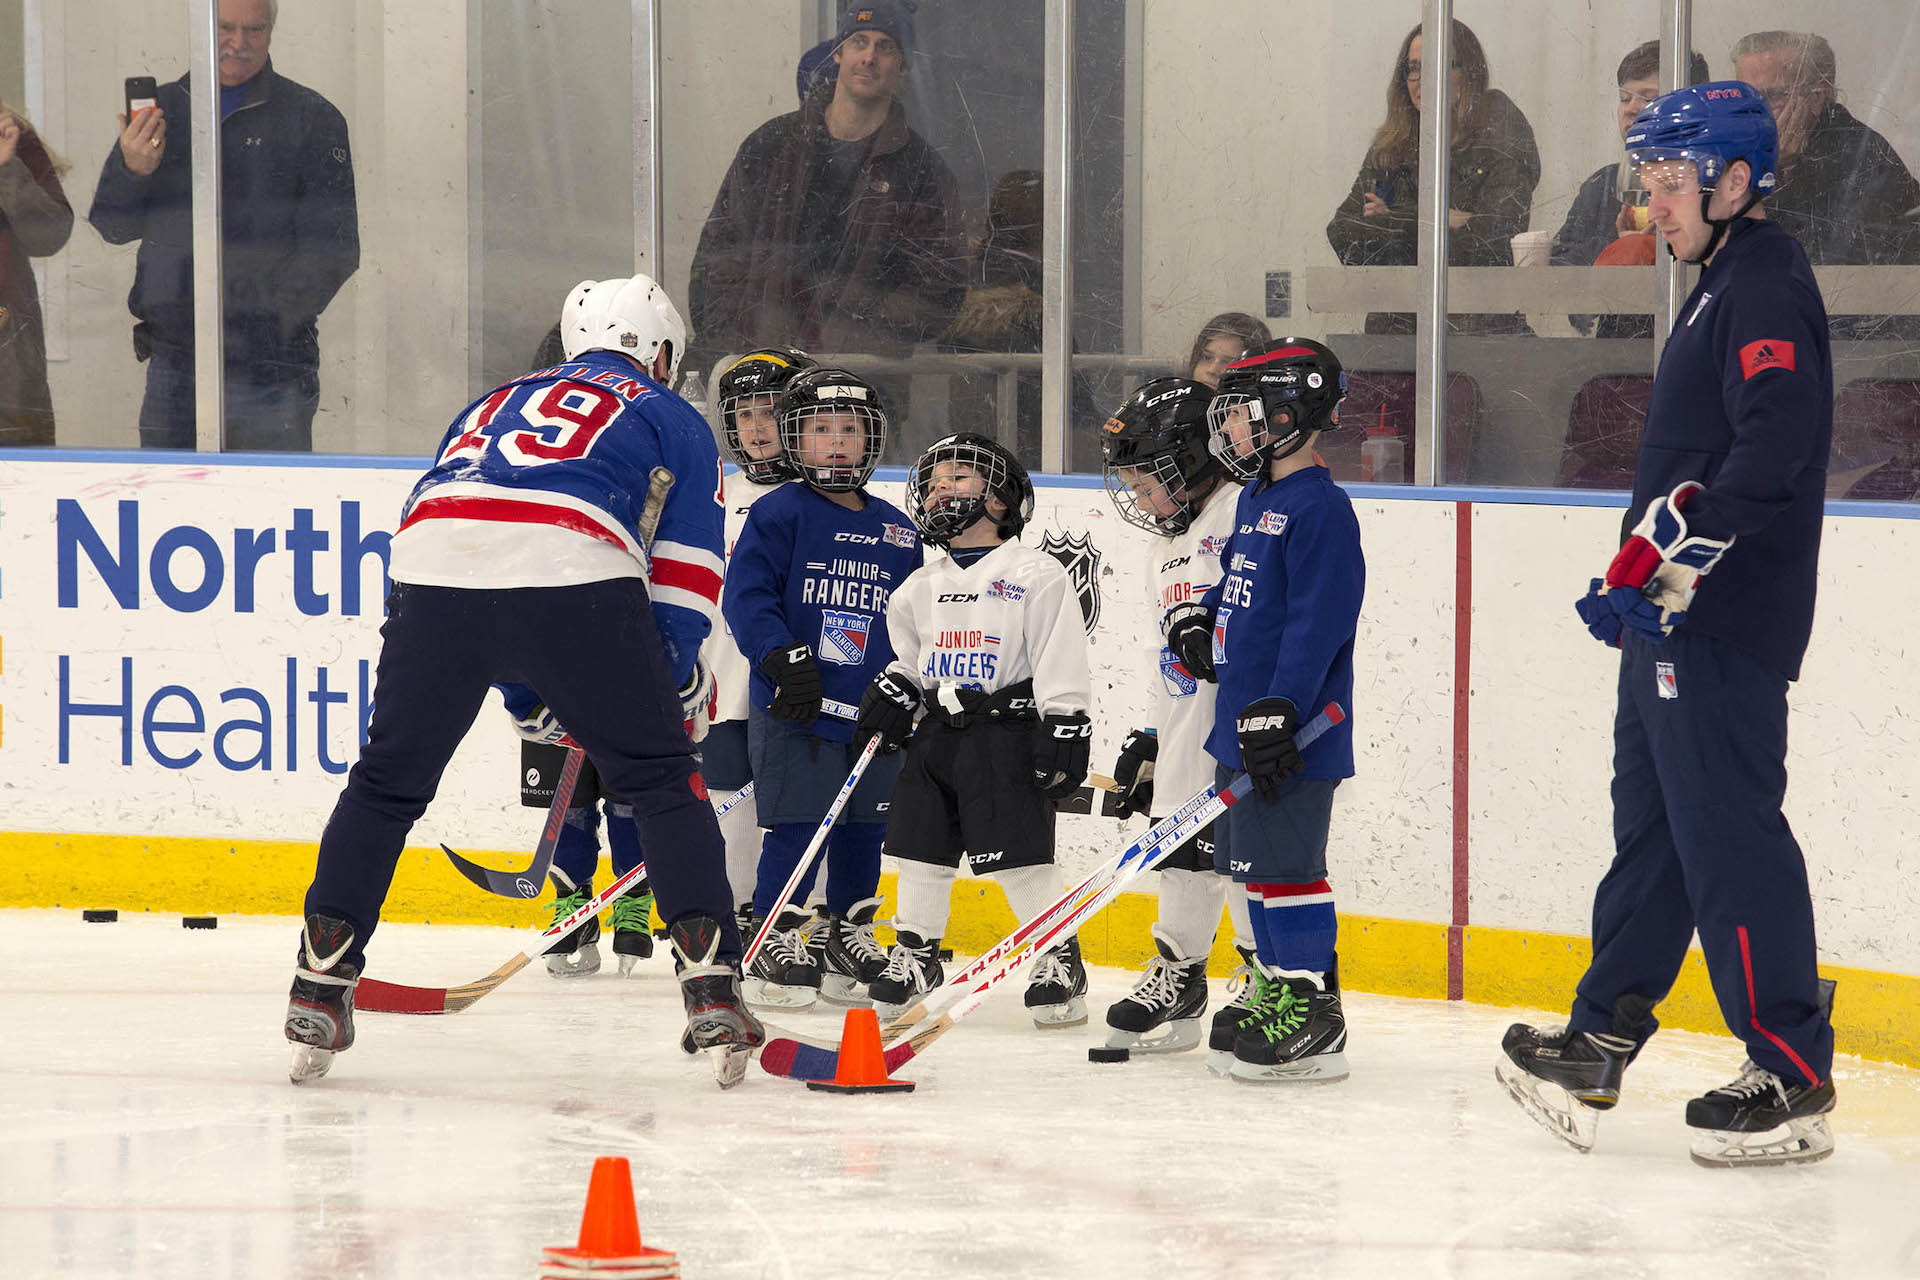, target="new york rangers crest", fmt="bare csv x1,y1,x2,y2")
818,609,873,666
882,522,917,549
1656,661,1678,700
1256,511,1289,536
1160,649,1198,698
1039,531,1102,636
